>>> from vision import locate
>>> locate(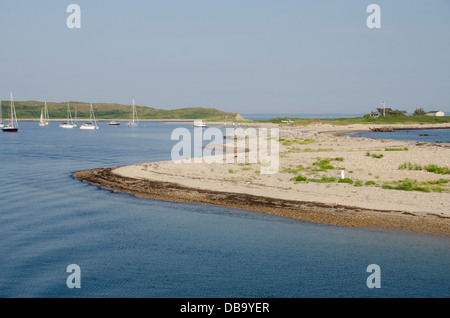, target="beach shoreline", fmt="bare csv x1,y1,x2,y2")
73,123,450,237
